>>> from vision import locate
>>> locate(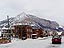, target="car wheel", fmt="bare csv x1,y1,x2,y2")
59,42,61,44
52,42,56,44
22,37,27,40
52,42,54,44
